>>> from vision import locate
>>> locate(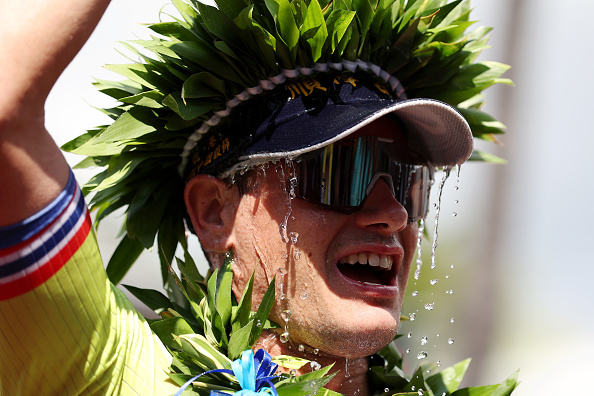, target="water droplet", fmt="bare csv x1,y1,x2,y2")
448,338,454,345
280,332,290,343
454,186,459,190
411,386,416,391
424,303,434,311
313,348,319,355
344,358,350,378
300,291,308,299
431,167,451,270
310,361,321,371
450,265,455,269
289,177,298,199
437,360,441,367
455,199,459,204
384,388,390,393
445,275,450,279
414,220,425,280
409,313,416,321
278,268,288,275
256,320,262,327
450,318,455,323
290,369,297,376
412,290,419,297
298,344,305,352
447,289,454,294
407,332,412,338
279,223,289,243
417,351,428,360
294,251,301,261
289,232,299,244
430,279,438,285
421,336,428,345
281,309,292,322
418,390,425,395
452,212,457,217
406,349,411,354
